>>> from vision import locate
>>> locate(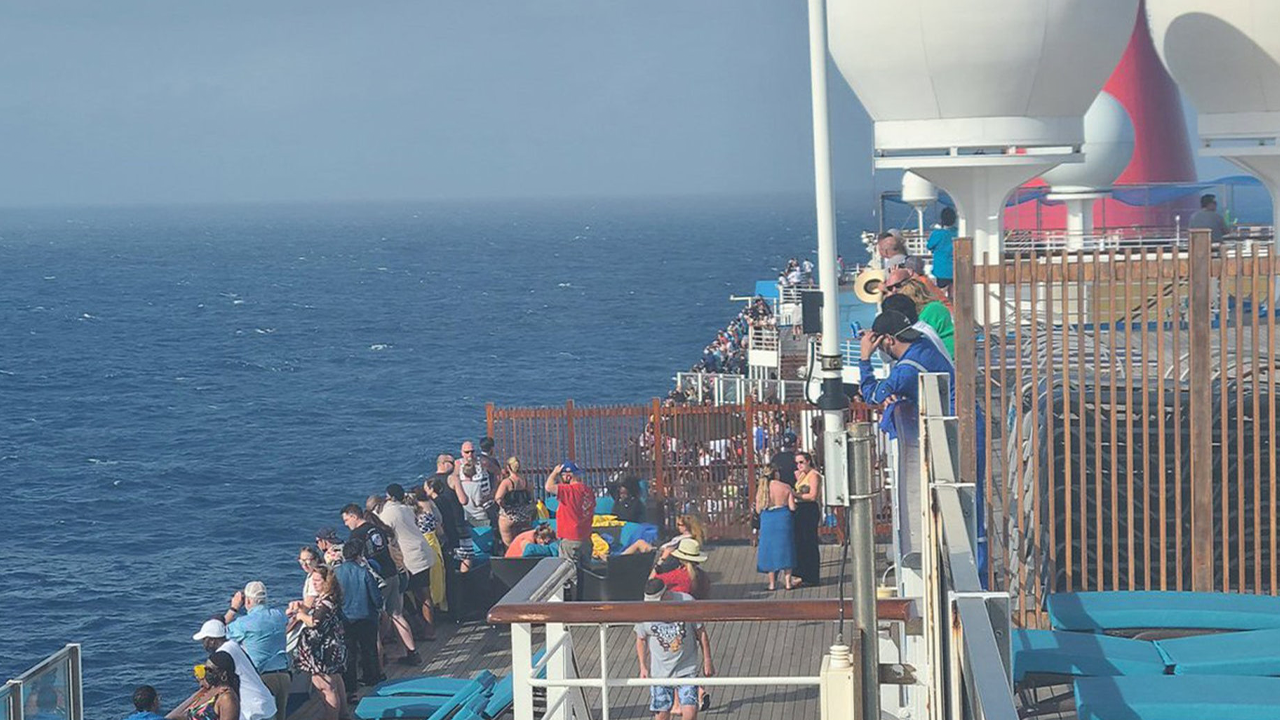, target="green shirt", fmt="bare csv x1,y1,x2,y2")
918,301,954,358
